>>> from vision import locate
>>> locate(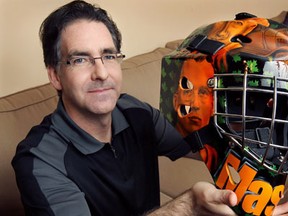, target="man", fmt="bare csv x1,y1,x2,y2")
173,57,219,171
173,57,214,135
11,1,288,215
